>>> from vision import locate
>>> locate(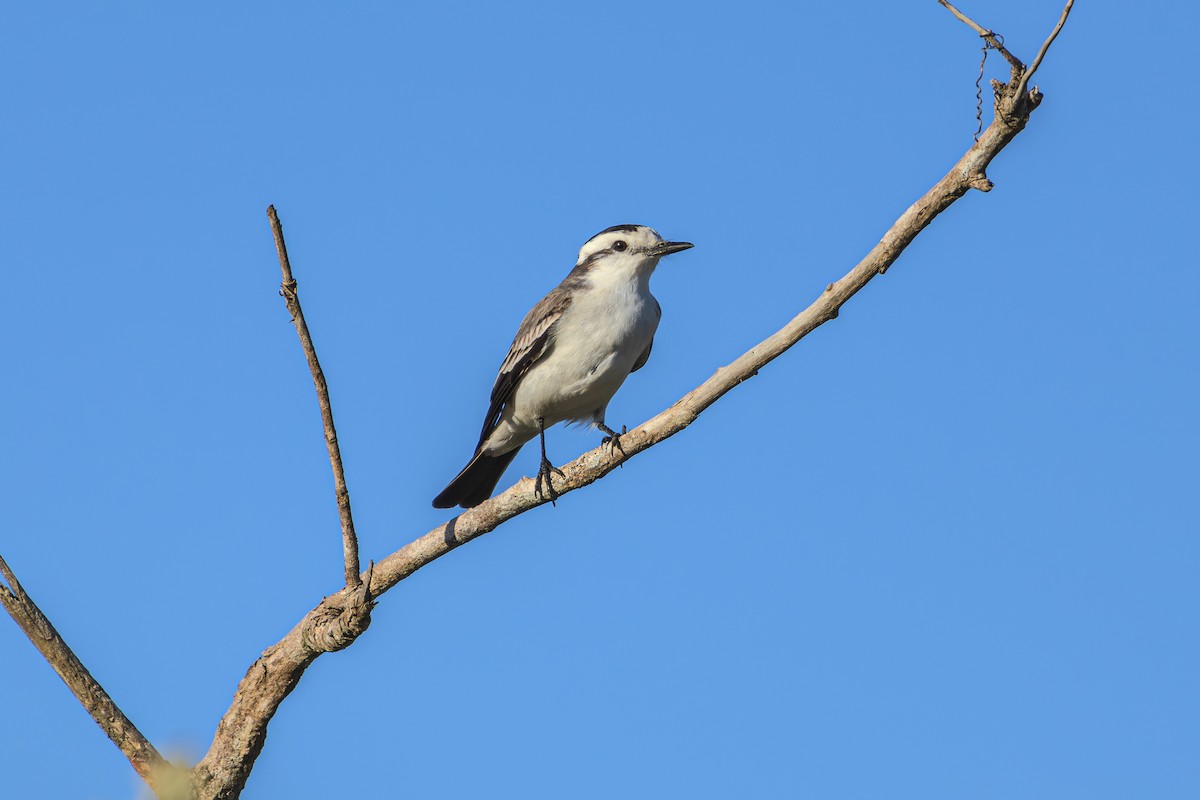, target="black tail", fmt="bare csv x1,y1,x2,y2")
432,448,520,509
